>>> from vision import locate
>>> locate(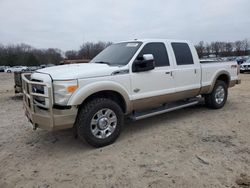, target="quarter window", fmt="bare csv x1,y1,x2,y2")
171,43,194,65
137,43,170,67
